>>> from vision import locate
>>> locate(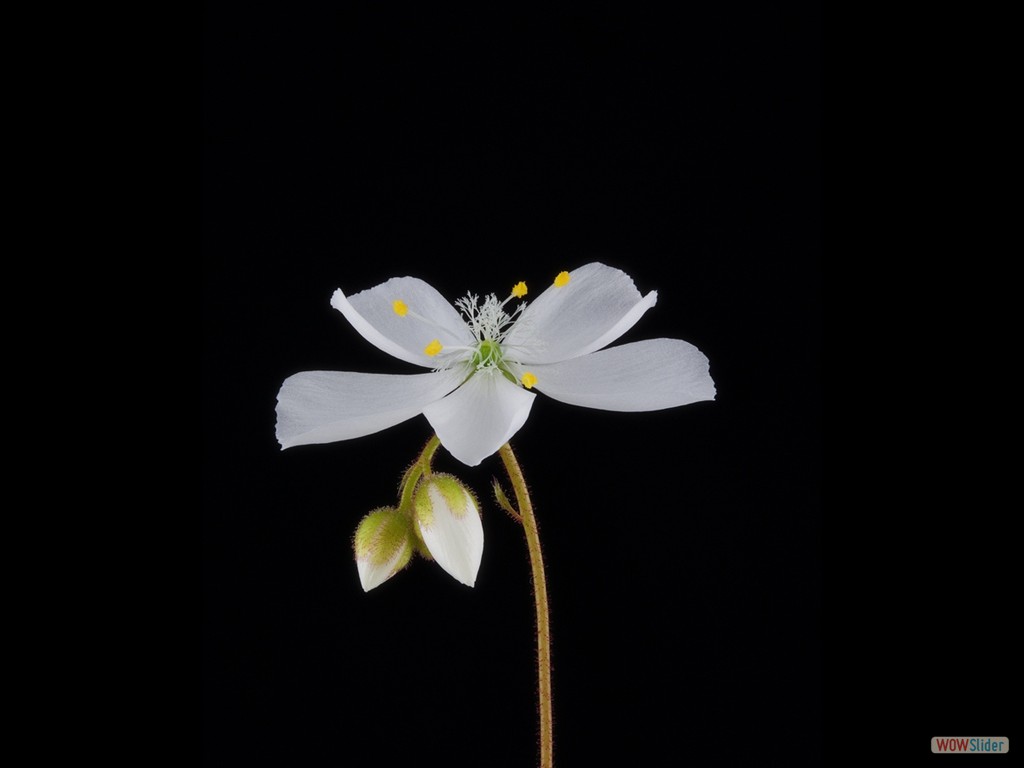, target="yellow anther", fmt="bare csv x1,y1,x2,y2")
392,300,409,317
511,281,528,298
553,270,571,287
521,372,537,389
424,339,443,357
